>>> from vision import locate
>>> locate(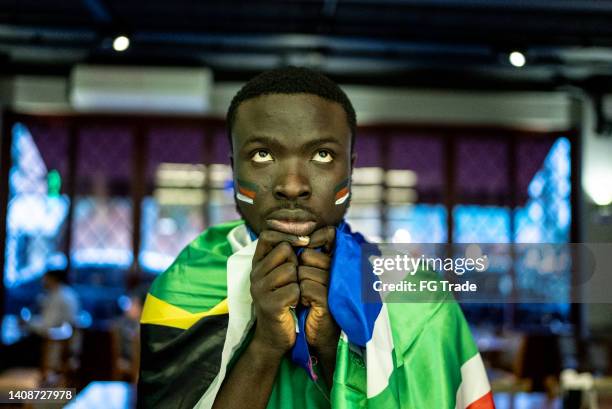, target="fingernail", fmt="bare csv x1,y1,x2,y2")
297,236,310,245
